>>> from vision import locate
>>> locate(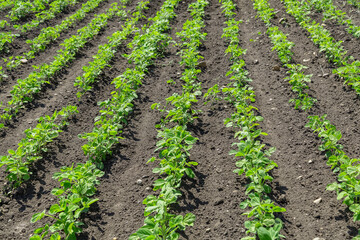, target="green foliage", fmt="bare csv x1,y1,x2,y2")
252,0,317,111
0,2,126,123
0,0,81,52
306,115,360,239
31,0,184,239
0,106,78,189
267,26,294,64
221,0,286,239
309,0,360,38
3,0,110,71
14,0,79,32
285,64,316,110
30,161,104,240
347,0,360,8
333,61,360,94
281,0,360,97
131,0,208,239
7,0,50,21
75,0,149,97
